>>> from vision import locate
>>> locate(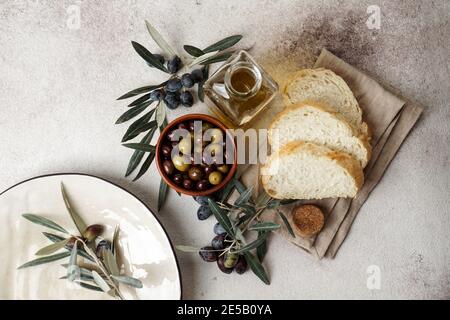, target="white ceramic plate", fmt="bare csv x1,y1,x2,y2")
0,173,181,300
